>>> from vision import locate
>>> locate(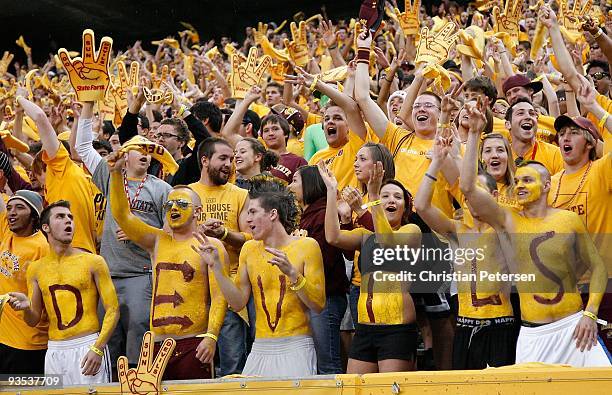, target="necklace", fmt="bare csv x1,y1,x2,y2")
550,161,592,208
122,170,148,208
